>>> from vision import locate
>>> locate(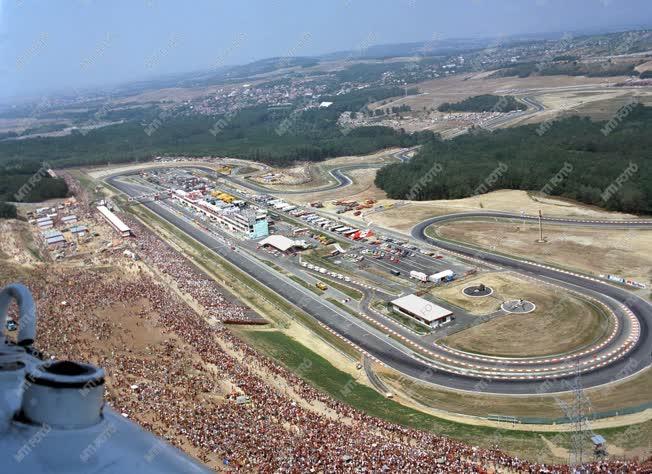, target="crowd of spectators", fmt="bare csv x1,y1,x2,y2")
122,215,264,325
58,171,94,218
